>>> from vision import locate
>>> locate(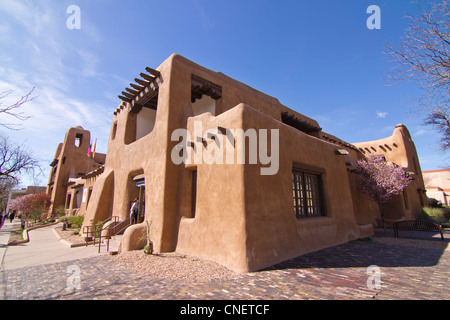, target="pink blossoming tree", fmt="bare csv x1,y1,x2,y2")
10,193,51,222
356,154,413,229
